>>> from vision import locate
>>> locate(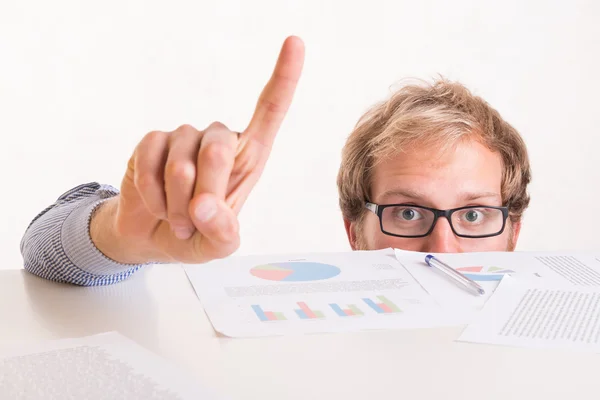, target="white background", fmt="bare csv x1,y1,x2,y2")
0,0,598,271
